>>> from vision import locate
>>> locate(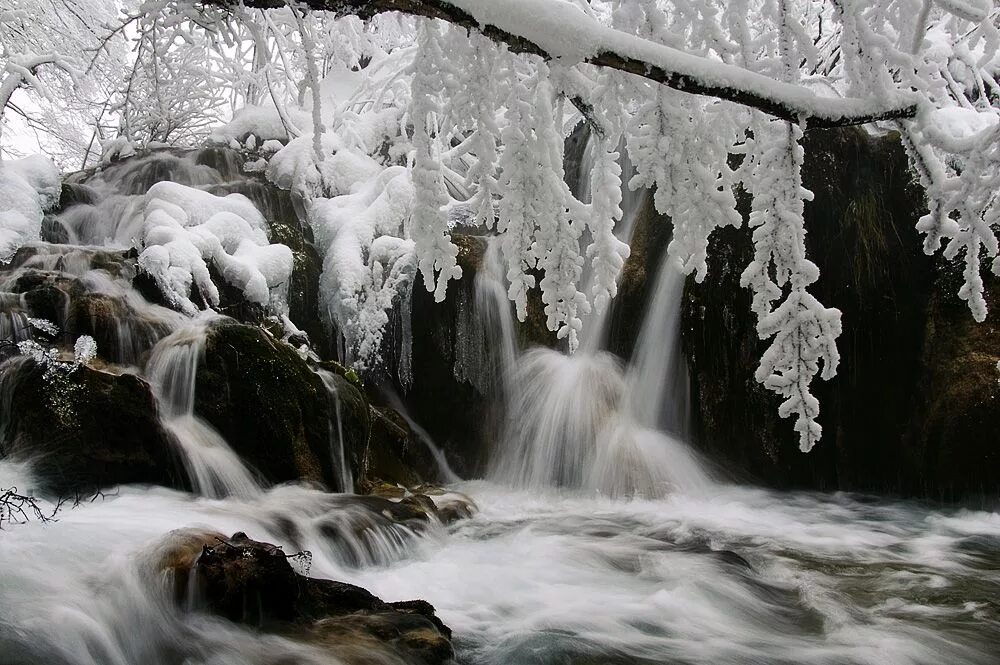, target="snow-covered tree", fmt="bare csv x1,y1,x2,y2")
10,0,1000,452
